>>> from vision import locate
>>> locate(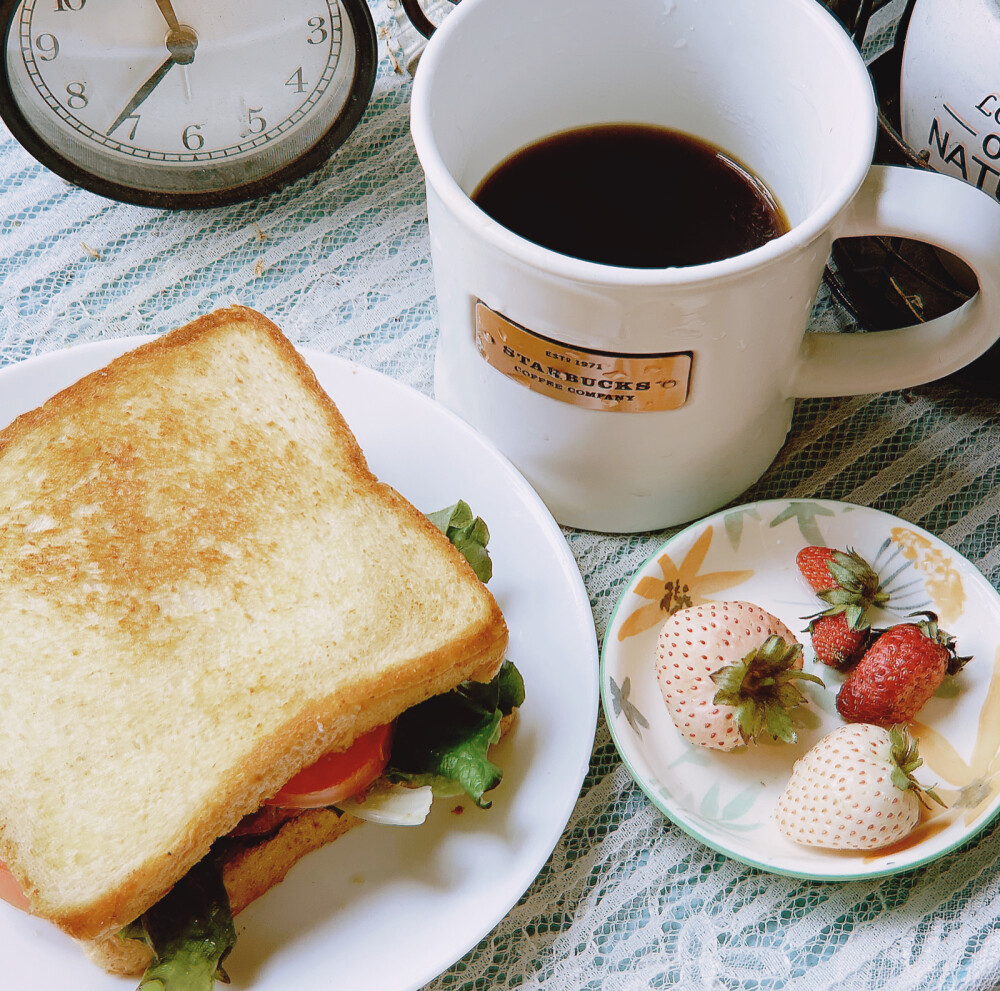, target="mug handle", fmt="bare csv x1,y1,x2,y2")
789,164,1000,398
